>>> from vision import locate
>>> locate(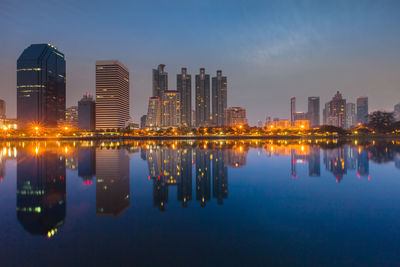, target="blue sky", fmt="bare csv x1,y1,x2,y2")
1,0,400,124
